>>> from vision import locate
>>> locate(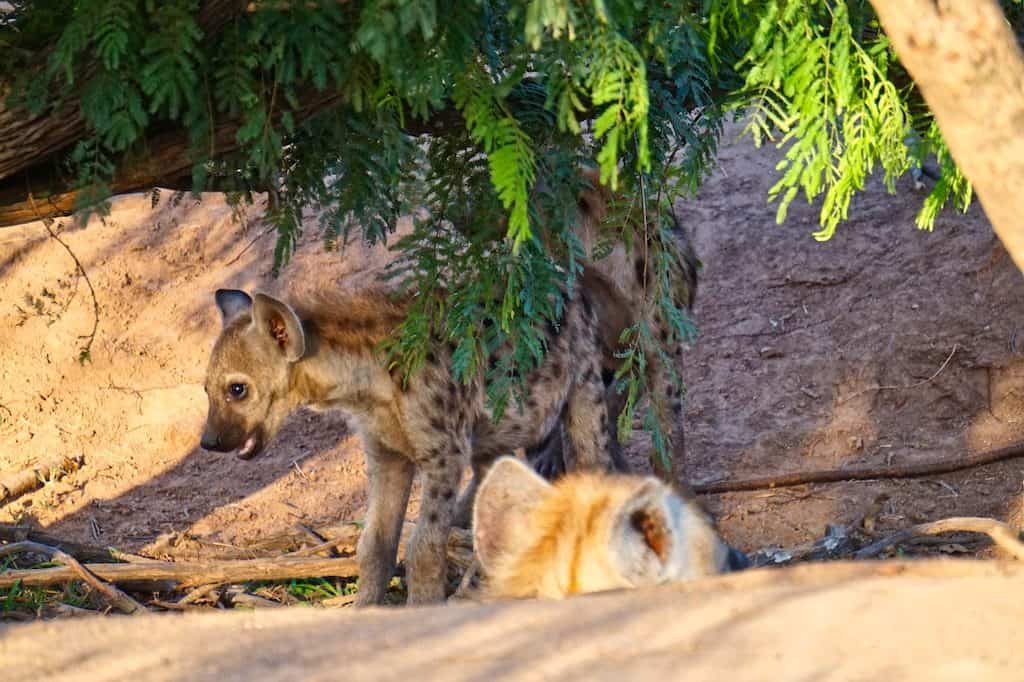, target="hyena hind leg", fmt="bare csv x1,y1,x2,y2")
523,426,567,480
563,359,616,472
525,373,630,481
356,439,415,607
643,338,689,485
452,448,499,529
